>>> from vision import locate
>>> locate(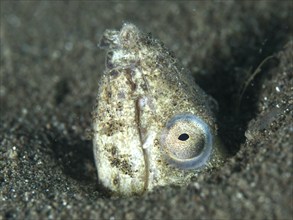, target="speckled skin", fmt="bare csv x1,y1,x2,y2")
93,23,226,196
